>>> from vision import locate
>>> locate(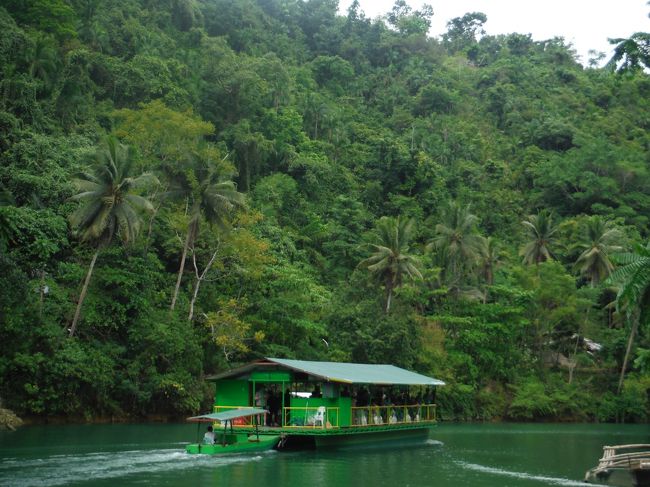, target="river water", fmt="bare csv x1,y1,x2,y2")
1,423,648,486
